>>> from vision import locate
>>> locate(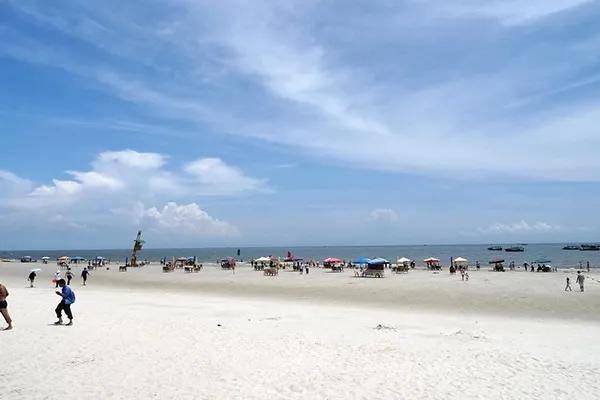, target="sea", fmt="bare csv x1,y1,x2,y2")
2,243,599,267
